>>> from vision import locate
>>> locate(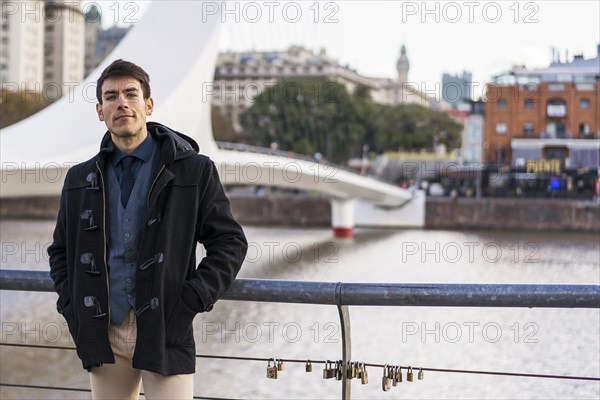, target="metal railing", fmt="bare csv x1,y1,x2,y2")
1,269,599,399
